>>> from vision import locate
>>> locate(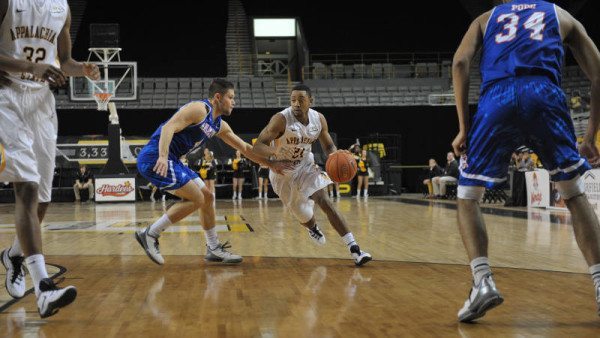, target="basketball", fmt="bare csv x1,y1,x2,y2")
326,152,358,183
